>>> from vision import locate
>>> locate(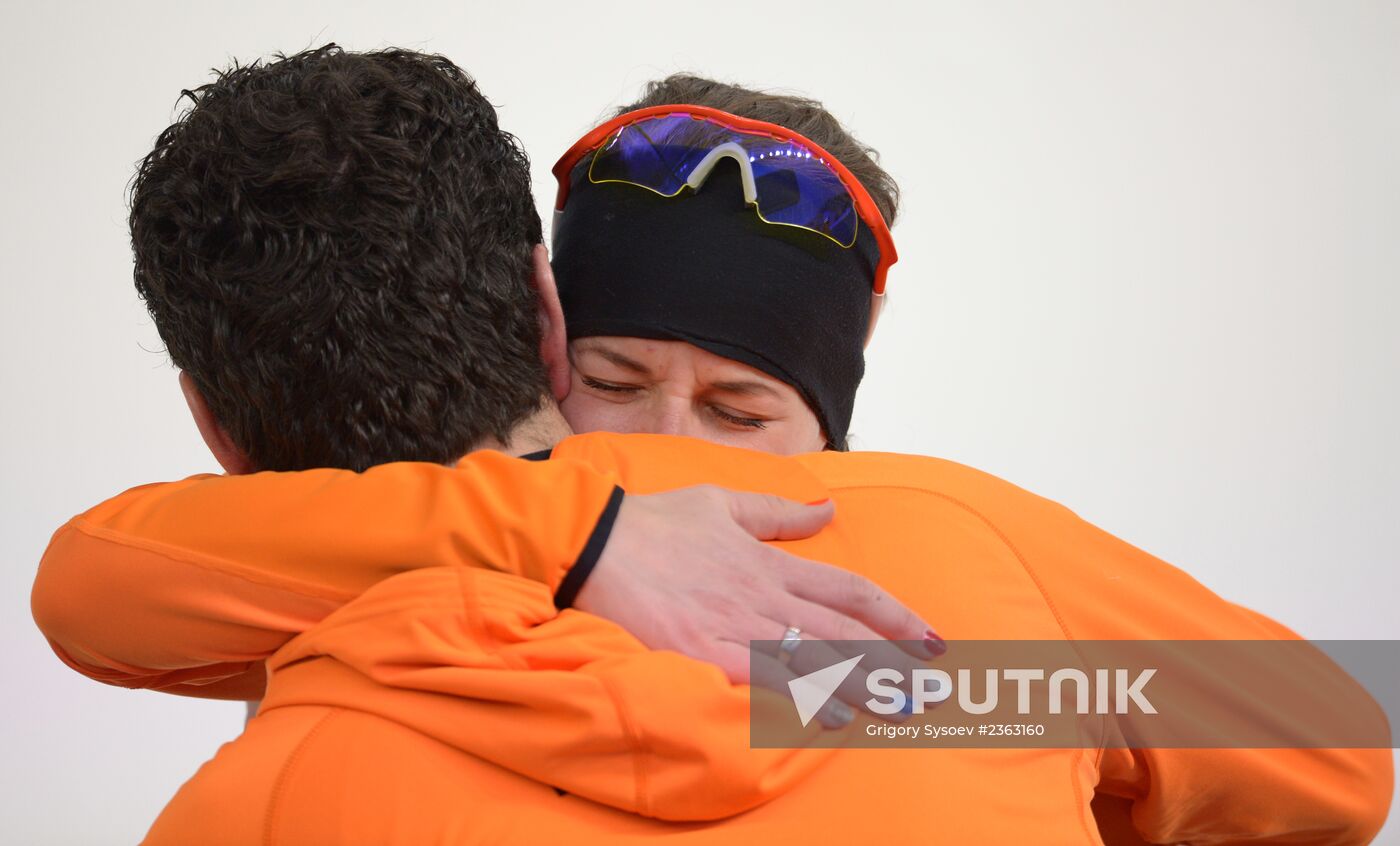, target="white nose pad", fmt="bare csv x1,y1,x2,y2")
684,142,760,206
